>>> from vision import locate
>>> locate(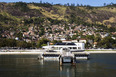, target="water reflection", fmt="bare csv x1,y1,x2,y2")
59,64,76,77
76,60,97,72
38,59,44,65
37,59,97,77
0,54,116,77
